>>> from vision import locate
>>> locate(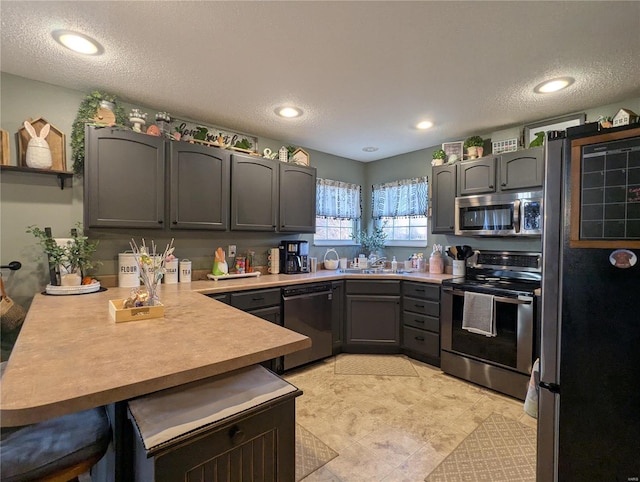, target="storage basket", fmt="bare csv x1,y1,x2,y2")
323,248,339,270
